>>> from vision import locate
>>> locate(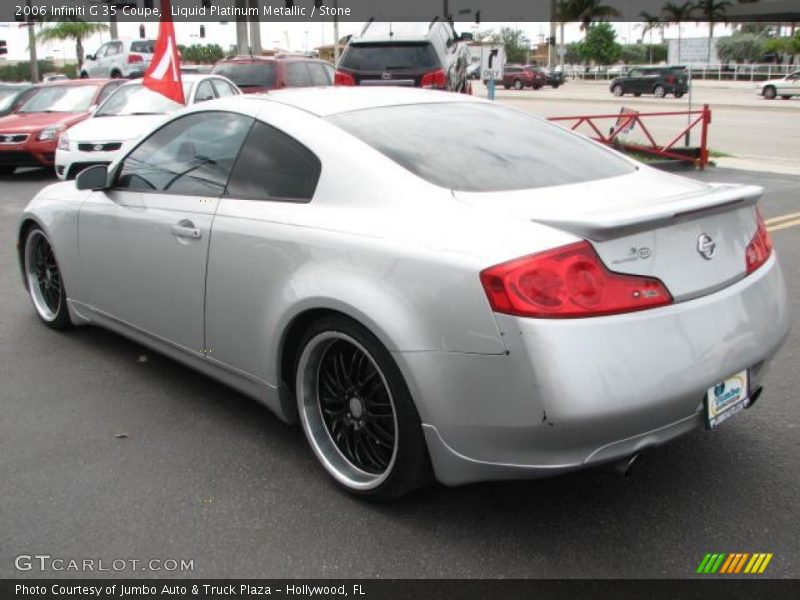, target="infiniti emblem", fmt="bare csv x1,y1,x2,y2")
697,233,716,260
